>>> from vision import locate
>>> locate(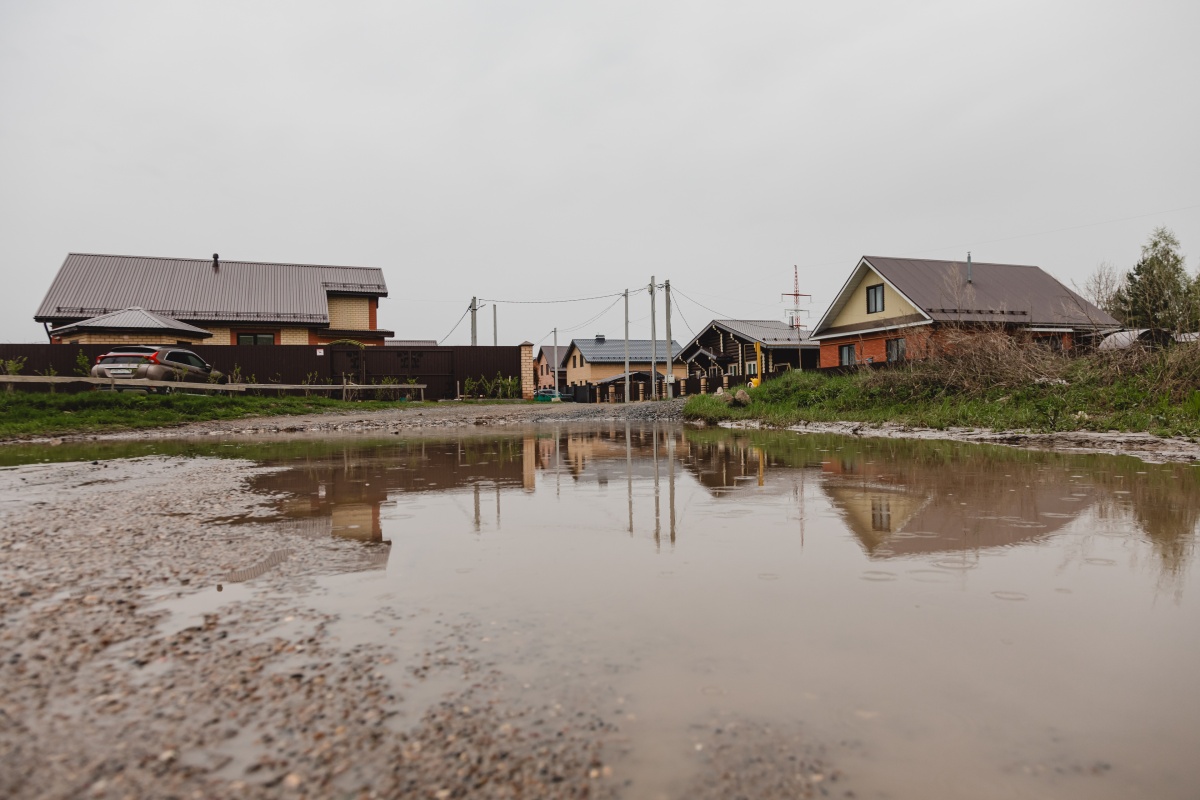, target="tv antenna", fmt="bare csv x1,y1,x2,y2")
781,265,811,329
